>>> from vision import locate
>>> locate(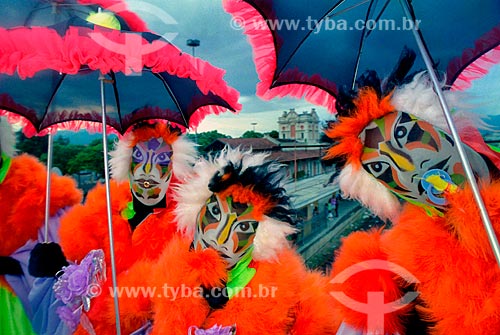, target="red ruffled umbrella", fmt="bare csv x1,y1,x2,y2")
223,0,500,266
0,12,241,335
